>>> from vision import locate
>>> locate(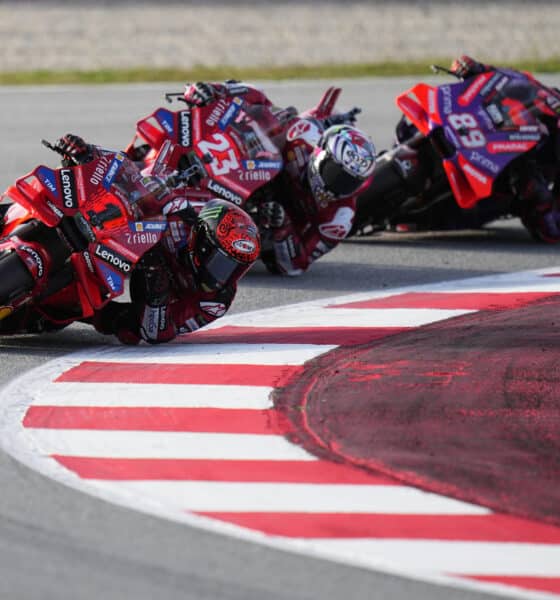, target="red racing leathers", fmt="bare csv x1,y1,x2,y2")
90,198,237,345
258,116,366,275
